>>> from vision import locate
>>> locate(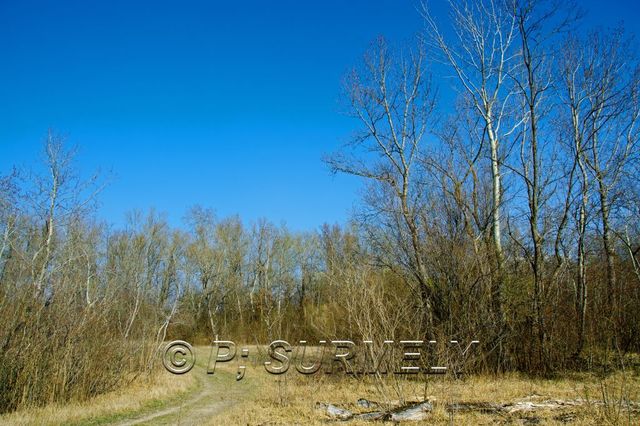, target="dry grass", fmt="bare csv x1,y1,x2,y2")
0,369,196,426
212,365,640,425
3,344,638,425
